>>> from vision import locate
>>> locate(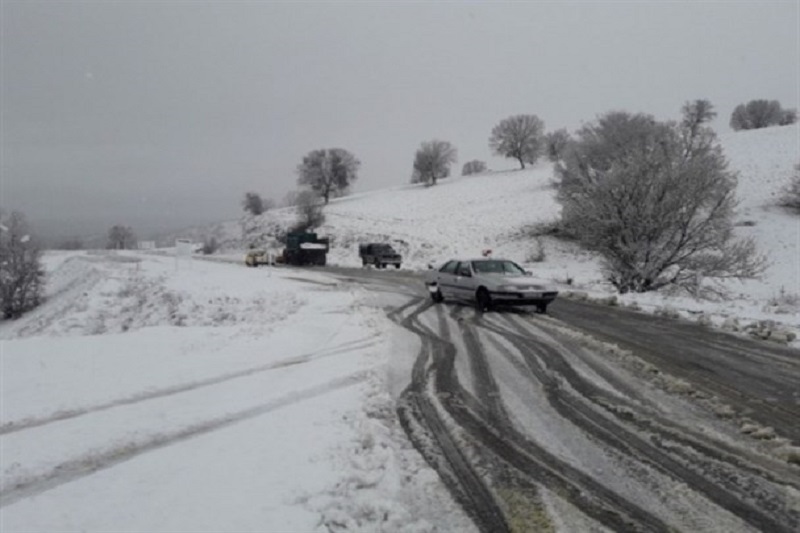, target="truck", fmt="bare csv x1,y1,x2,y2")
282,232,329,266
359,243,402,269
